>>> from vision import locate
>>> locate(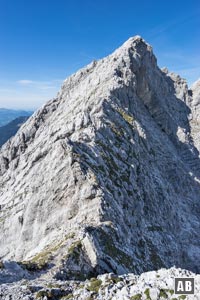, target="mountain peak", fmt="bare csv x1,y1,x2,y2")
119,35,152,54
123,35,147,45
0,37,200,281
114,35,153,57
123,35,143,46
